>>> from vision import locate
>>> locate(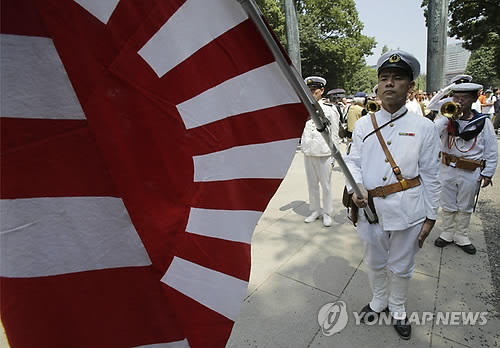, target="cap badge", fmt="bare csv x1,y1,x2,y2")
389,54,401,63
